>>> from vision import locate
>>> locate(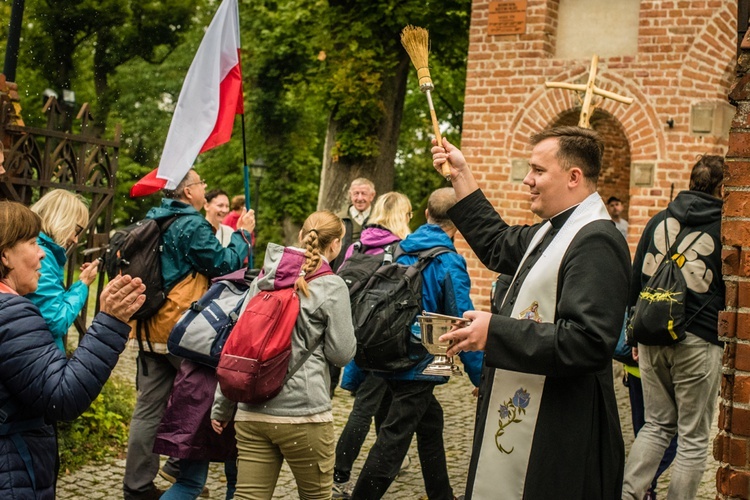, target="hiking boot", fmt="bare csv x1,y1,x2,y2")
332,480,353,499
158,467,210,498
